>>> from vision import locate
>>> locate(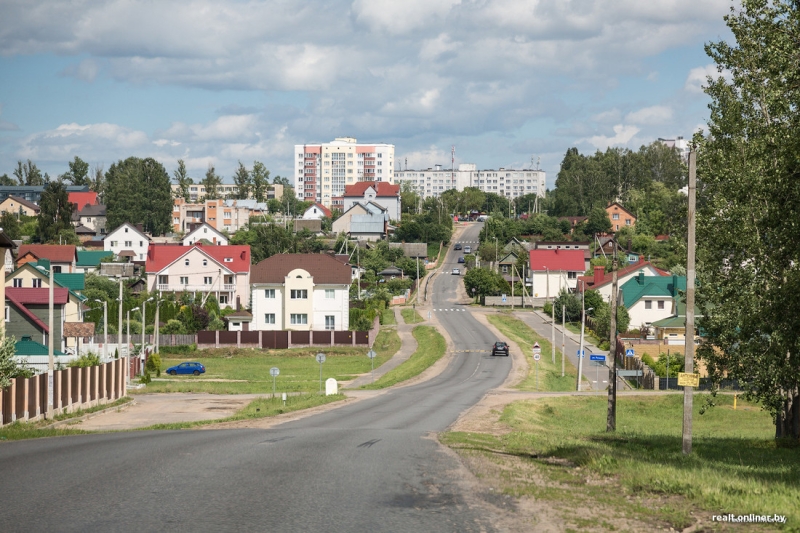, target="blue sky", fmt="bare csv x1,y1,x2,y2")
0,0,733,189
